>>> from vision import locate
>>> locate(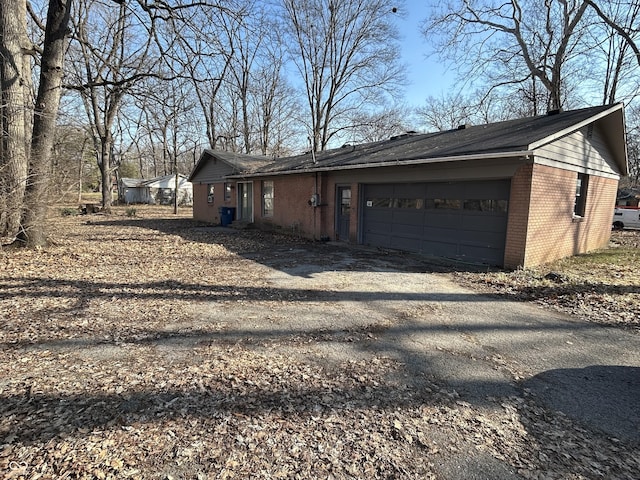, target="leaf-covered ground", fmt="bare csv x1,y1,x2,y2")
1,206,639,479
454,230,640,333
